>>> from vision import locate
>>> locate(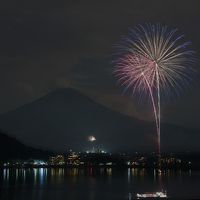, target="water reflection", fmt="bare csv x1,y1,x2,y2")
132,168,138,177
2,167,112,181
127,168,131,183
3,168,9,181
1,168,200,200
23,169,26,183
2,168,196,182
189,169,192,176
106,168,112,176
